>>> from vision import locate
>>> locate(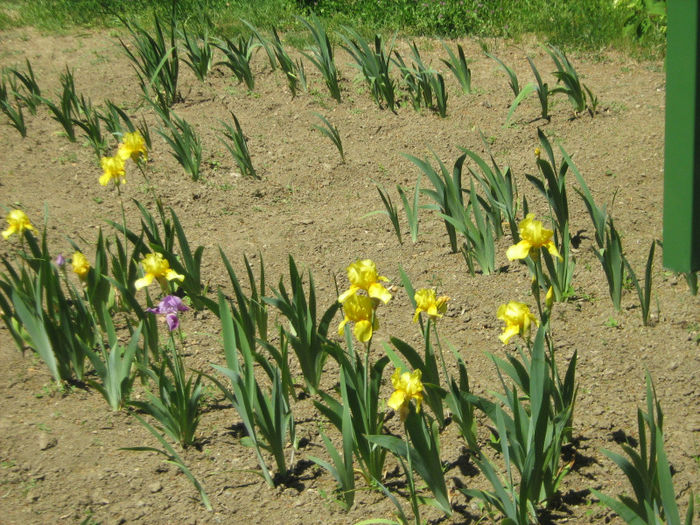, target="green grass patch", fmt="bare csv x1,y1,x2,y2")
0,0,666,56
